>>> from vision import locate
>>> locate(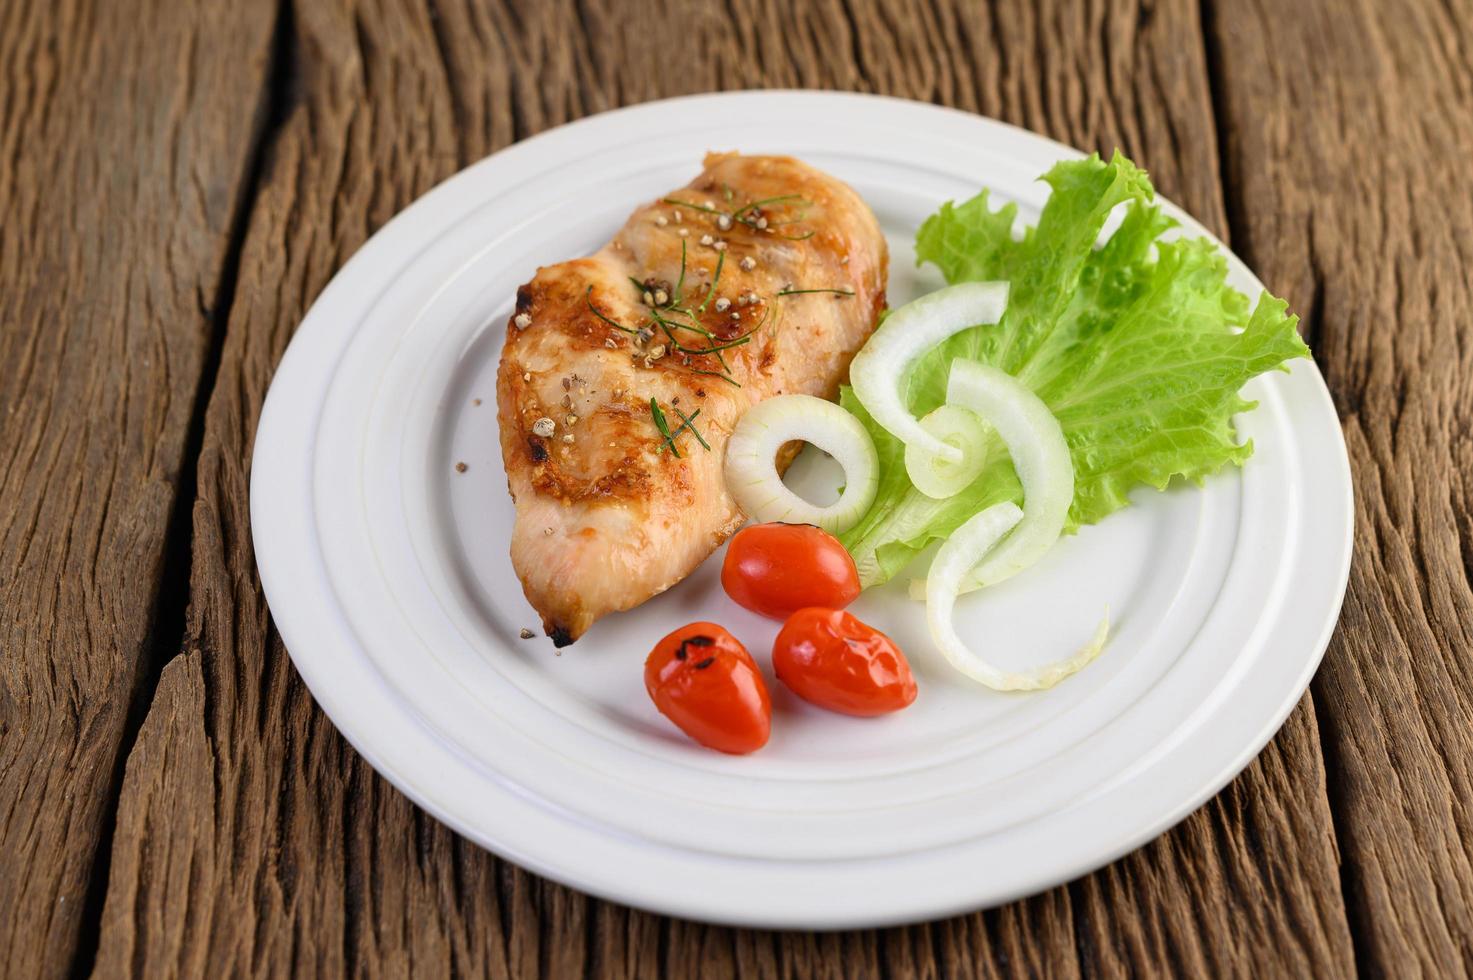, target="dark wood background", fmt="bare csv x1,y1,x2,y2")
2,0,1470,975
